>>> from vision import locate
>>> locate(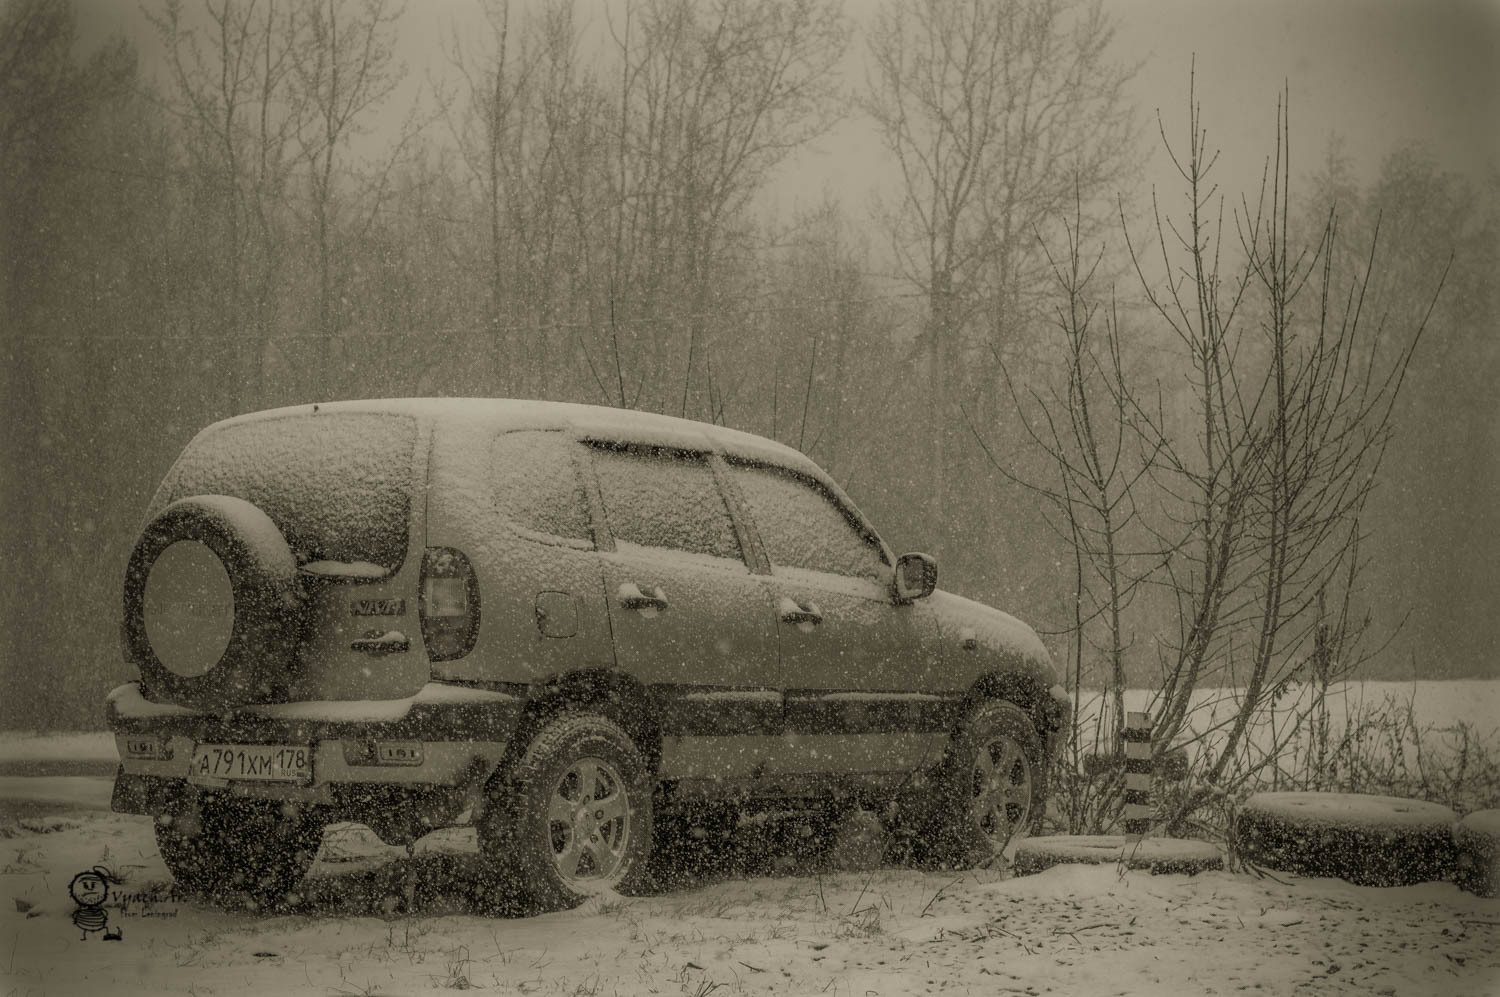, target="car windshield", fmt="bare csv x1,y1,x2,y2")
151,411,418,571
